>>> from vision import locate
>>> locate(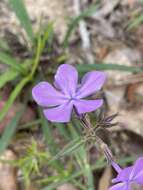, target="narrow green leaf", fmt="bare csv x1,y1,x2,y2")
0,60,32,89
68,123,94,190
77,63,143,73
55,123,71,141
0,108,24,154
0,75,31,121
0,52,26,74
19,119,41,129
39,108,58,154
43,63,143,75
39,108,64,172
0,69,18,88
128,0,143,29
59,139,85,157
128,14,143,29
9,0,34,43
41,23,54,50
48,138,85,164
71,179,87,190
